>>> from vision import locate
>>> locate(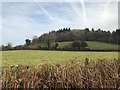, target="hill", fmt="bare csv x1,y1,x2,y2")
2,28,120,51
